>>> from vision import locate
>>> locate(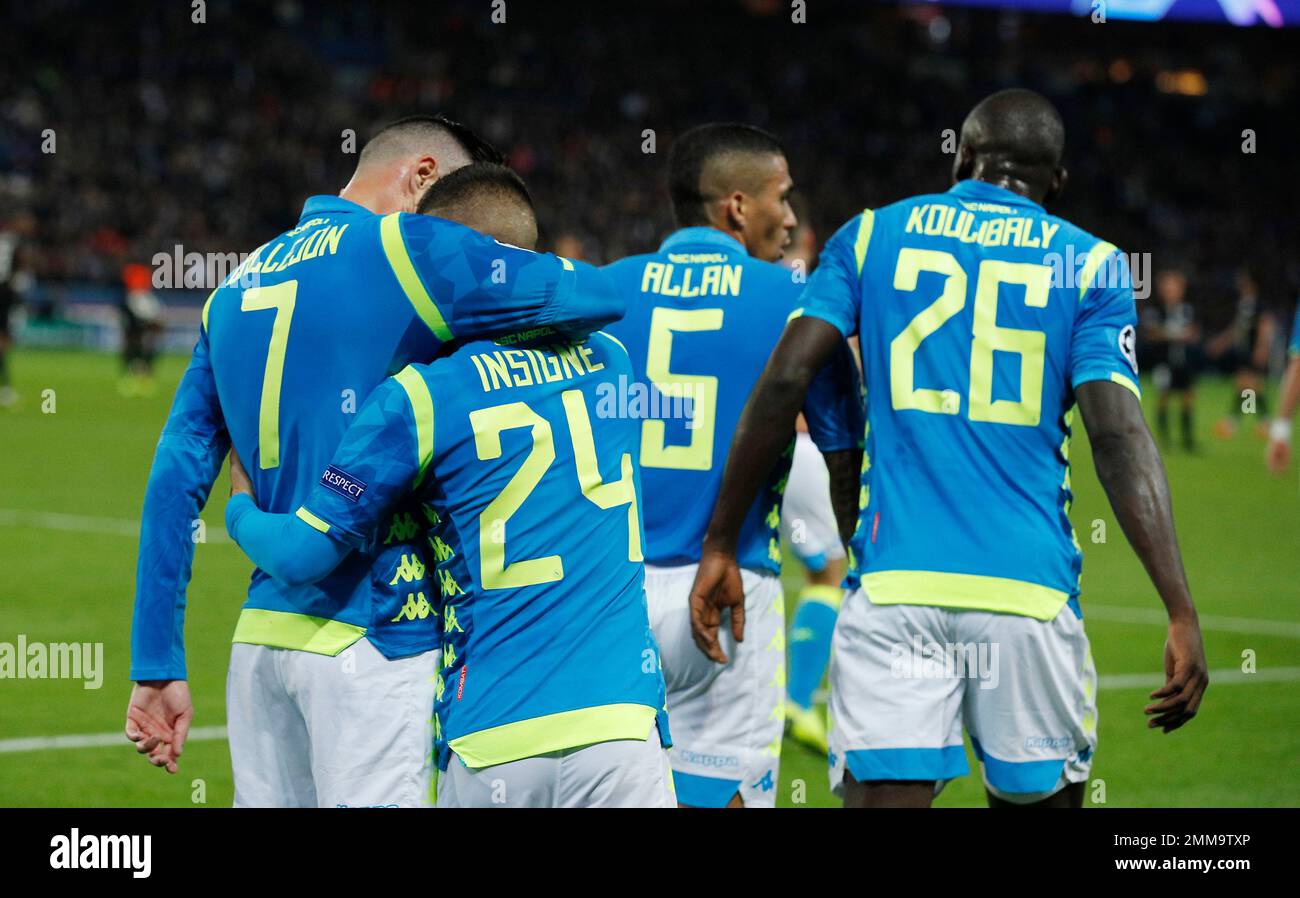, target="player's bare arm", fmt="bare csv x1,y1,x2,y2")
1266,355,1300,474
229,447,254,499
1075,379,1208,732
823,448,863,547
690,315,845,661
